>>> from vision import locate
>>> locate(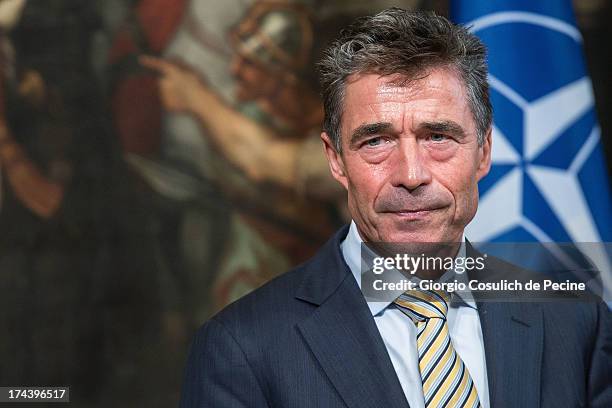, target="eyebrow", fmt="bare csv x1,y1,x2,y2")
349,122,394,148
419,120,467,139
